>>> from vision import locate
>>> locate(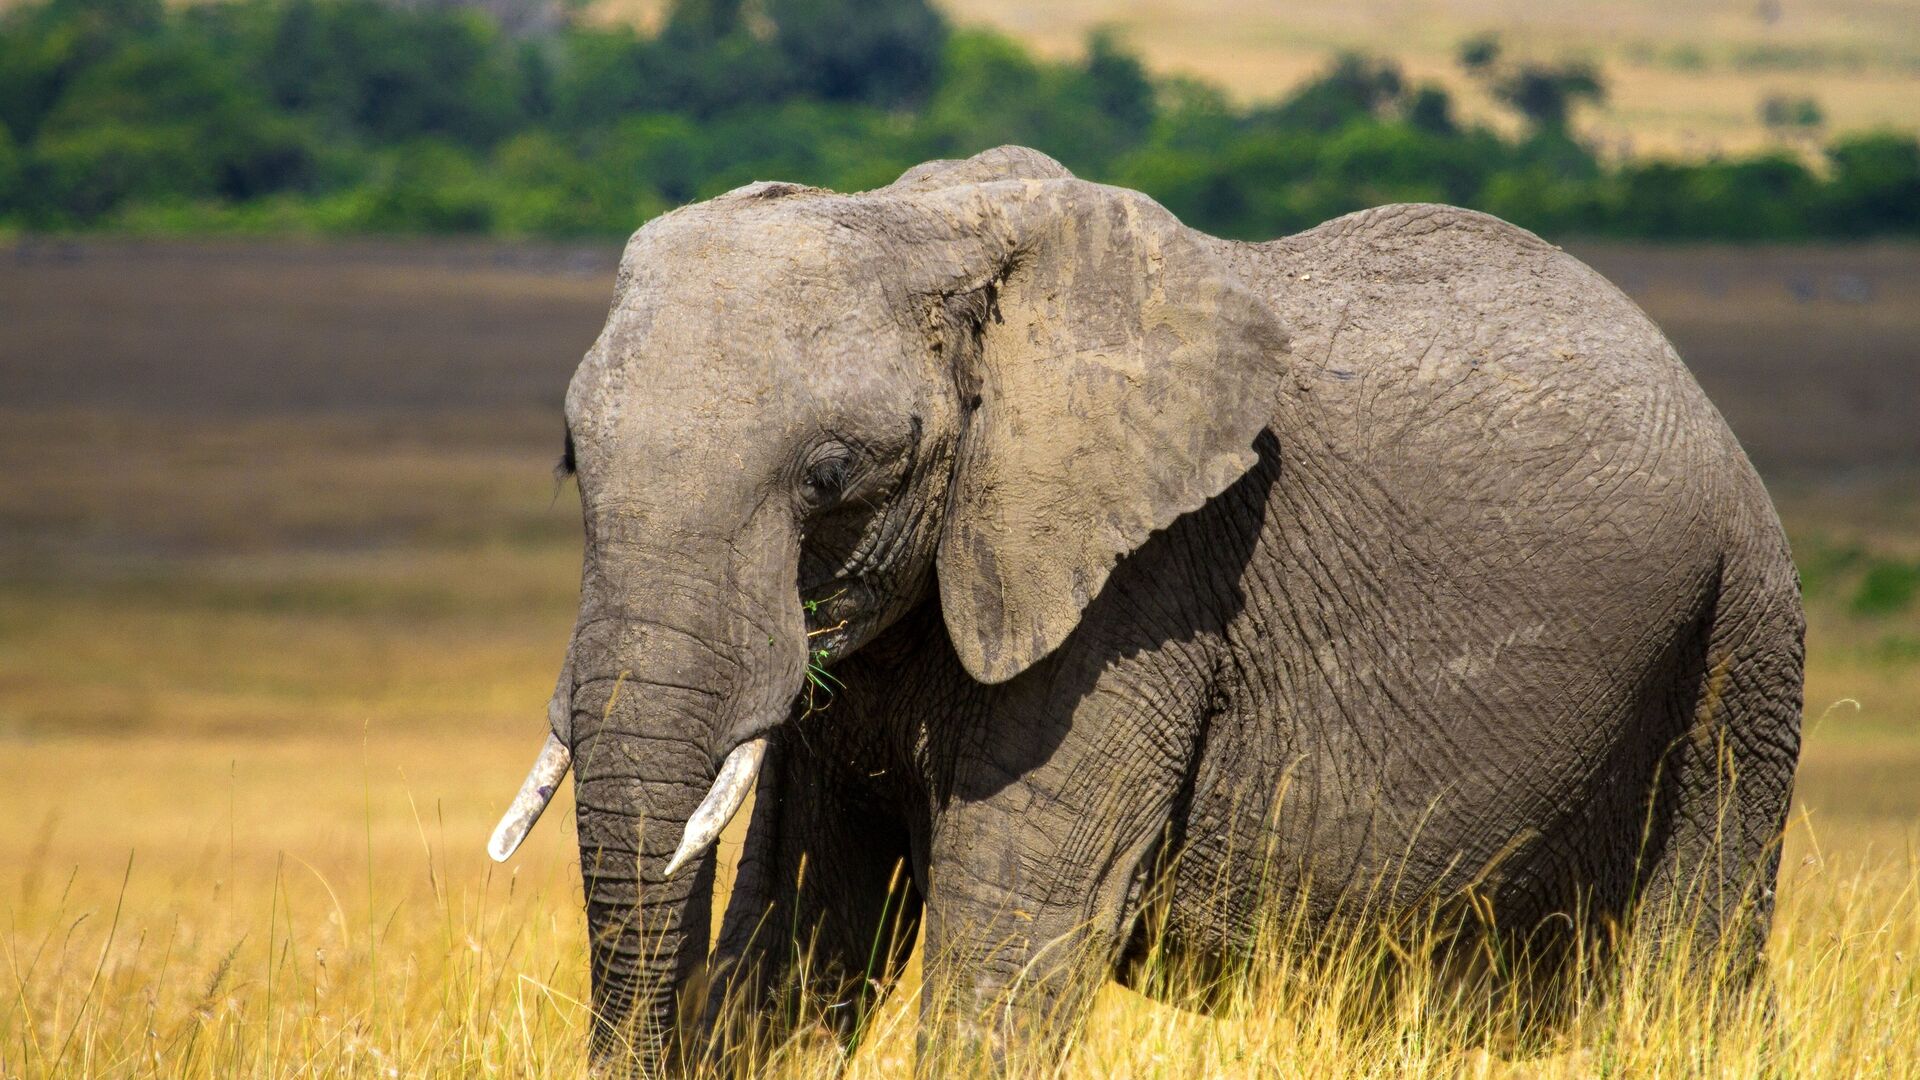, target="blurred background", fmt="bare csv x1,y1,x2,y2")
0,0,1916,1071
